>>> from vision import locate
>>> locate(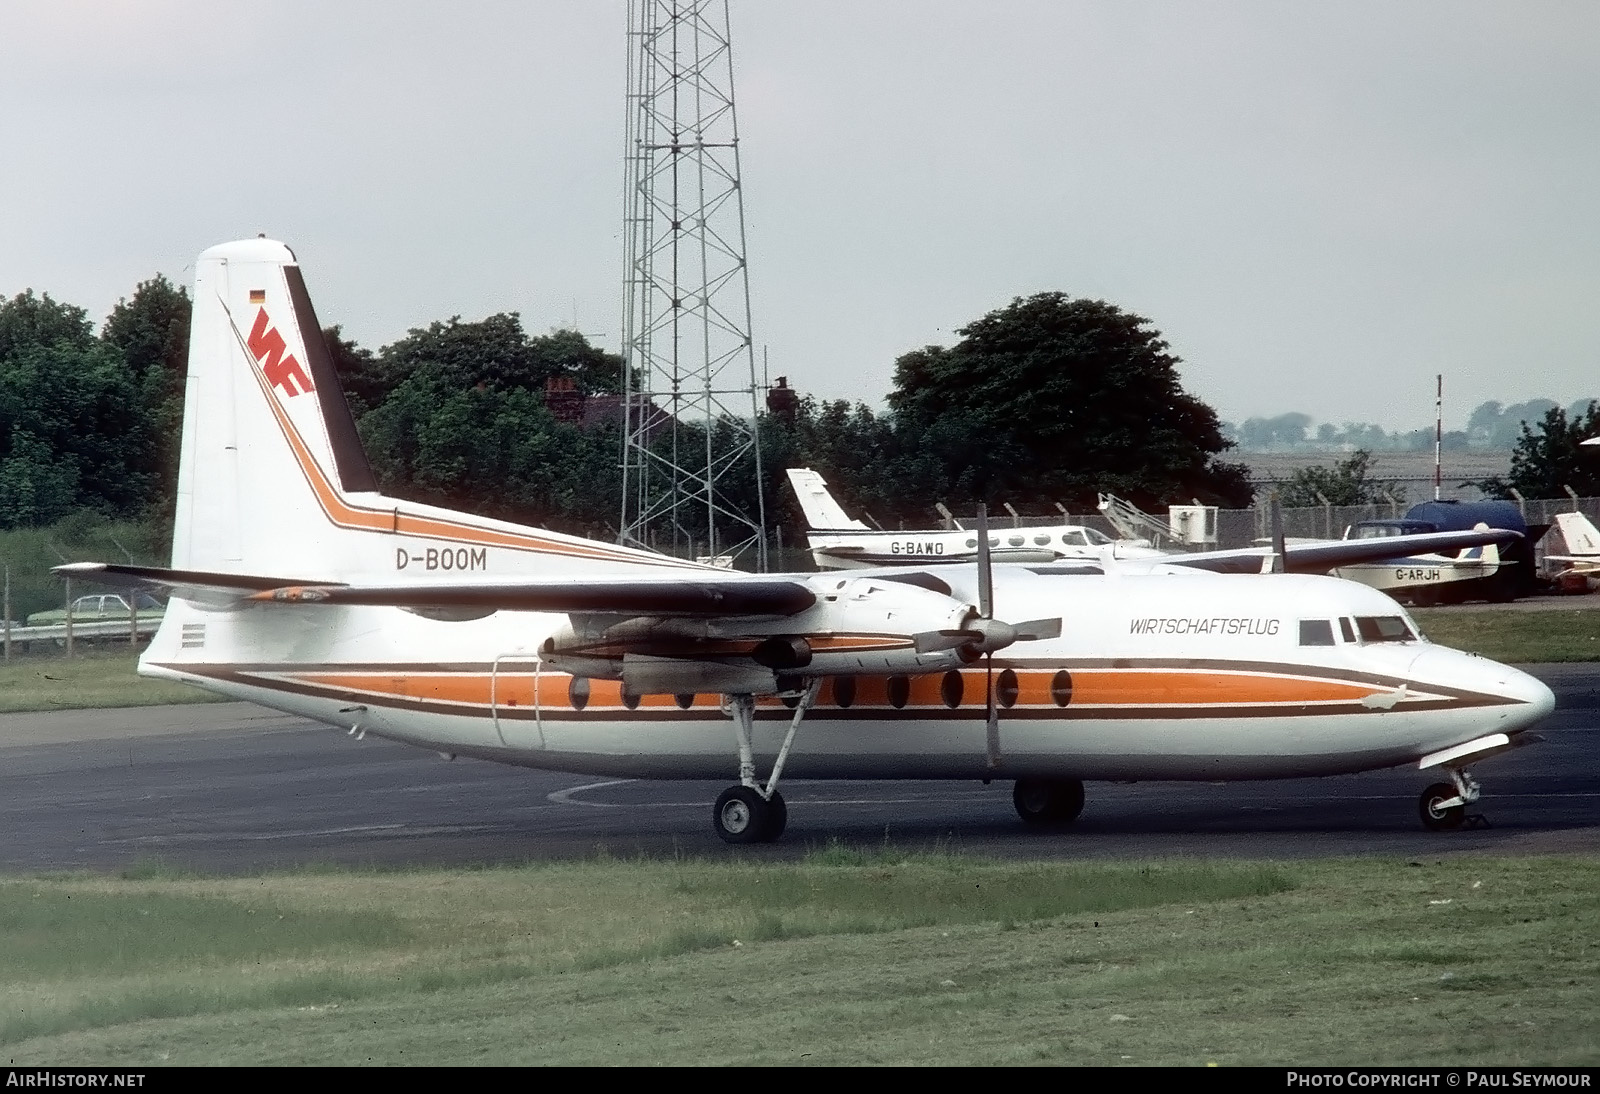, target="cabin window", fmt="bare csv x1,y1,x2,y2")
1062,531,1086,546
940,670,964,708
1050,669,1073,707
1339,617,1356,643
833,676,856,708
1356,616,1416,643
568,676,590,710
988,536,1000,547
1298,620,1335,646
997,669,1020,708
965,538,977,548
887,675,911,709
1033,533,1051,546
1008,534,1025,547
